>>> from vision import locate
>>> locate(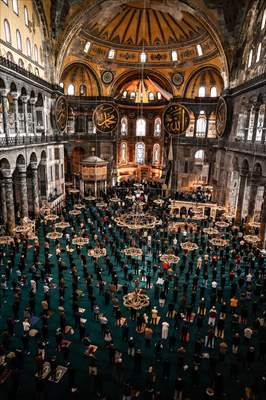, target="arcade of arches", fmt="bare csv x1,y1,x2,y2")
0,1,266,400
